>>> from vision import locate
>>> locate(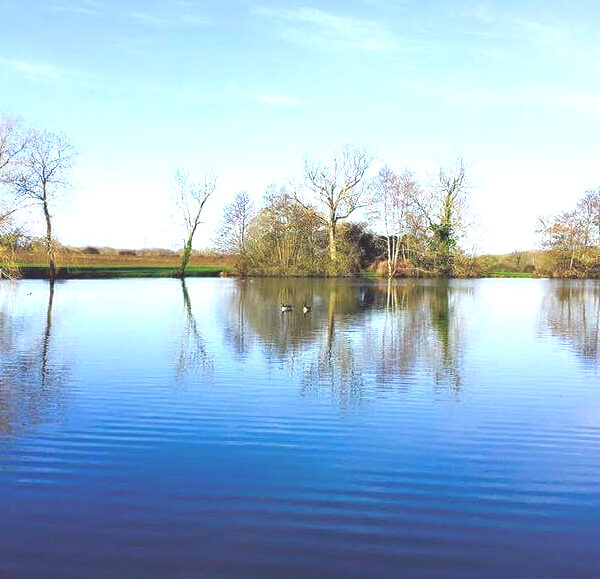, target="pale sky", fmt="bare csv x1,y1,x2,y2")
1,0,599,254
